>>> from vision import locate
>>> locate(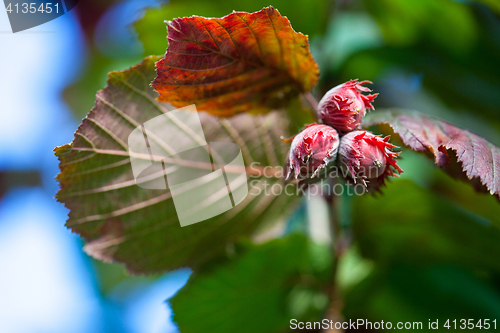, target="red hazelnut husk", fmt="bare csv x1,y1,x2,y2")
339,130,403,190
285,124,340,180
317,79,378,134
